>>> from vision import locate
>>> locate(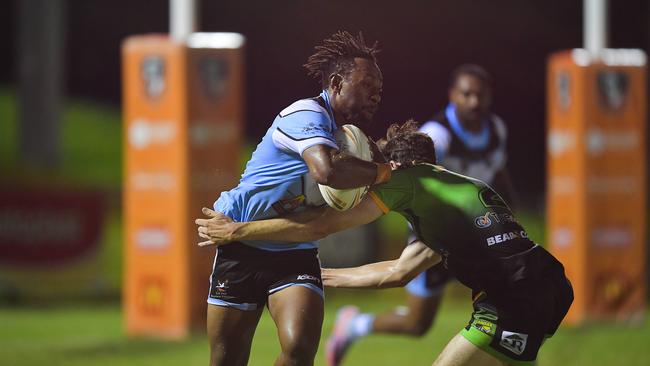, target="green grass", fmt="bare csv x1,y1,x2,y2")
1,291,649,365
